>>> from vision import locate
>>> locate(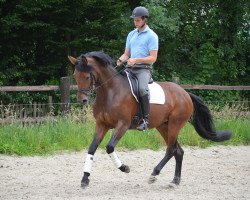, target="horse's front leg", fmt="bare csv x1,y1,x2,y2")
106,123,130,173
81,124,109,188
